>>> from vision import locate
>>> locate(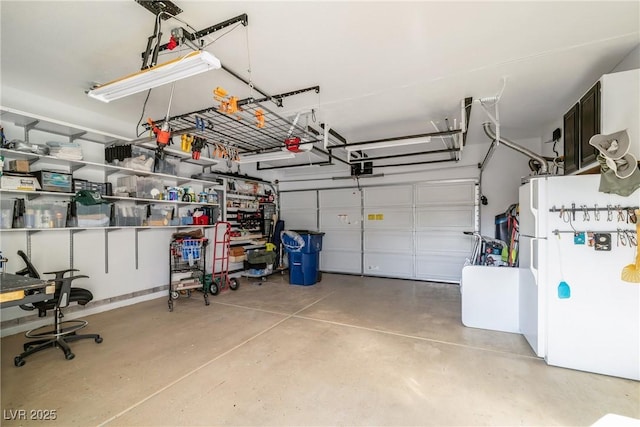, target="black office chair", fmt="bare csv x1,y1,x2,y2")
13,250,103,367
